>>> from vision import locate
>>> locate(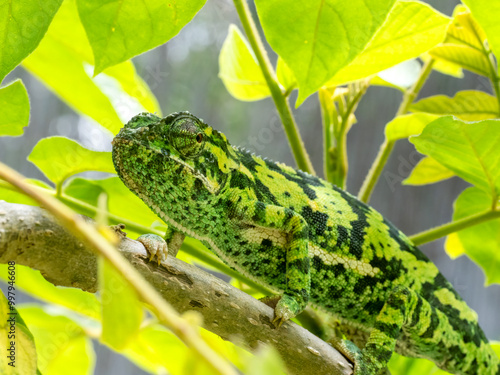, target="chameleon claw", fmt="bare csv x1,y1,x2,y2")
137,234,168,266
